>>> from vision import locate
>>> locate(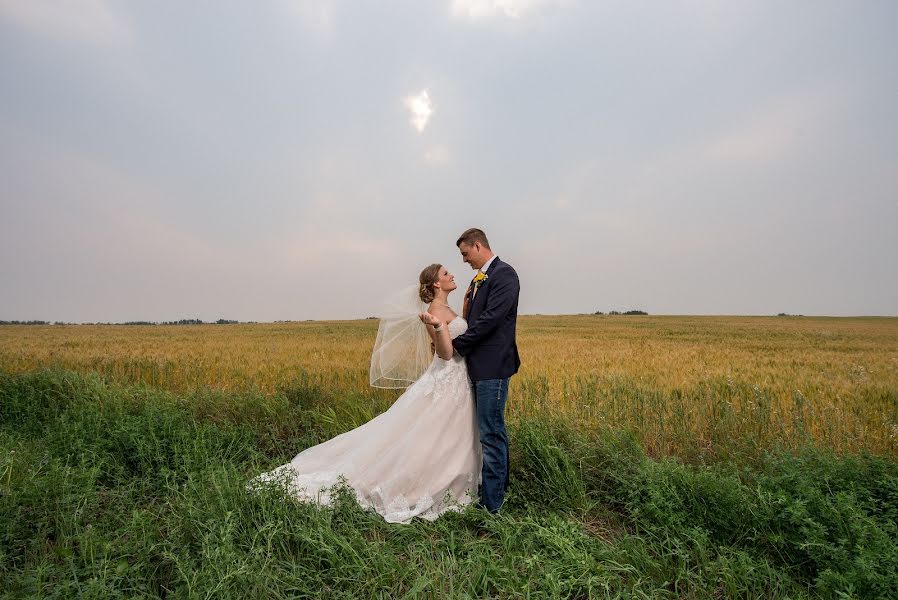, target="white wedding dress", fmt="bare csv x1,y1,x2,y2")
251,316,482,524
